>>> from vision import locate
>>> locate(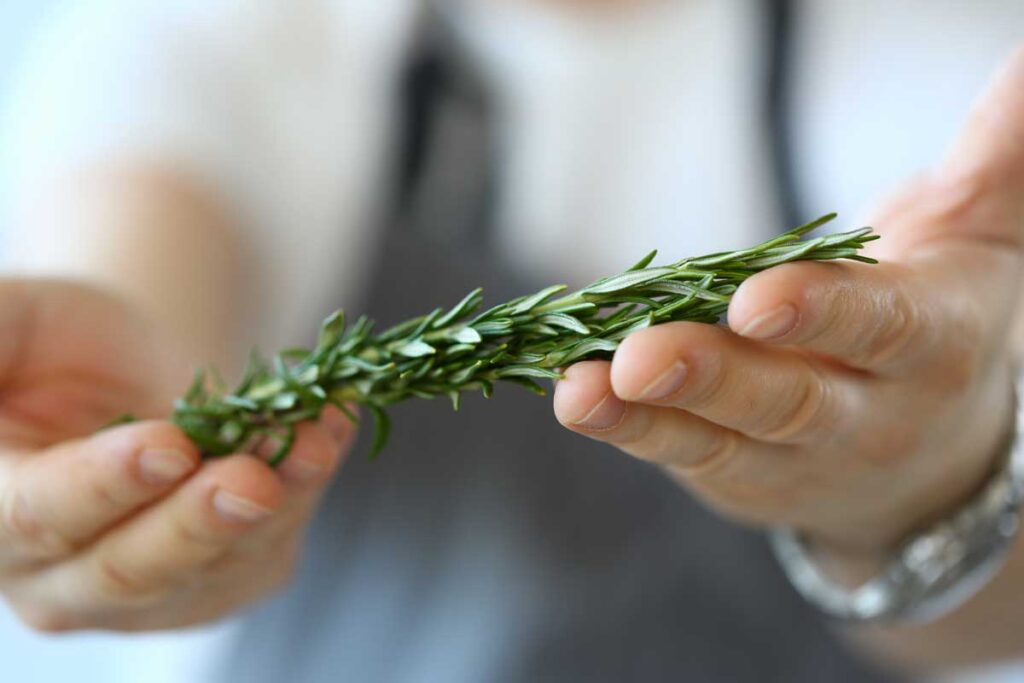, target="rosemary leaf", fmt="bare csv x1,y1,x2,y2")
167,214,875,462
